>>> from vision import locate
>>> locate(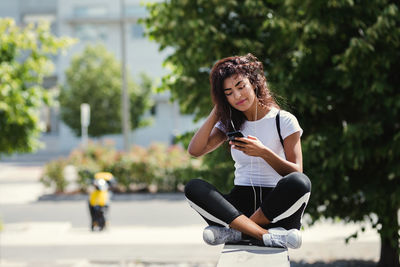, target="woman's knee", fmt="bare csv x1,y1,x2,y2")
184,178,210,200
284,172,312,193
